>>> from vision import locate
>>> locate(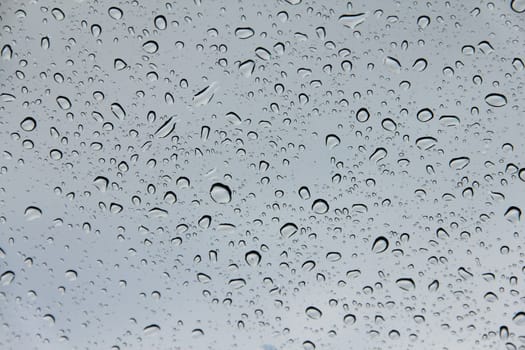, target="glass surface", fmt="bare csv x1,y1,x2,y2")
1,0,524,349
